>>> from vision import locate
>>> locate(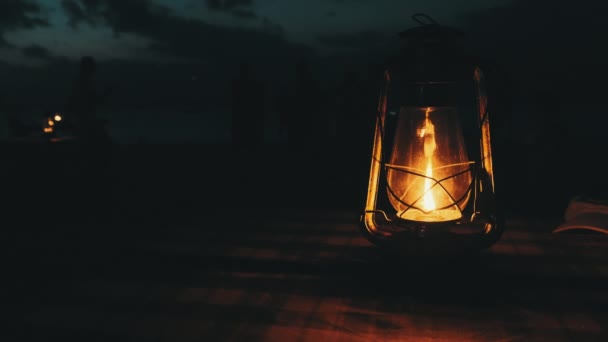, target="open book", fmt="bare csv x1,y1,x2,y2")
553,196,608,234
